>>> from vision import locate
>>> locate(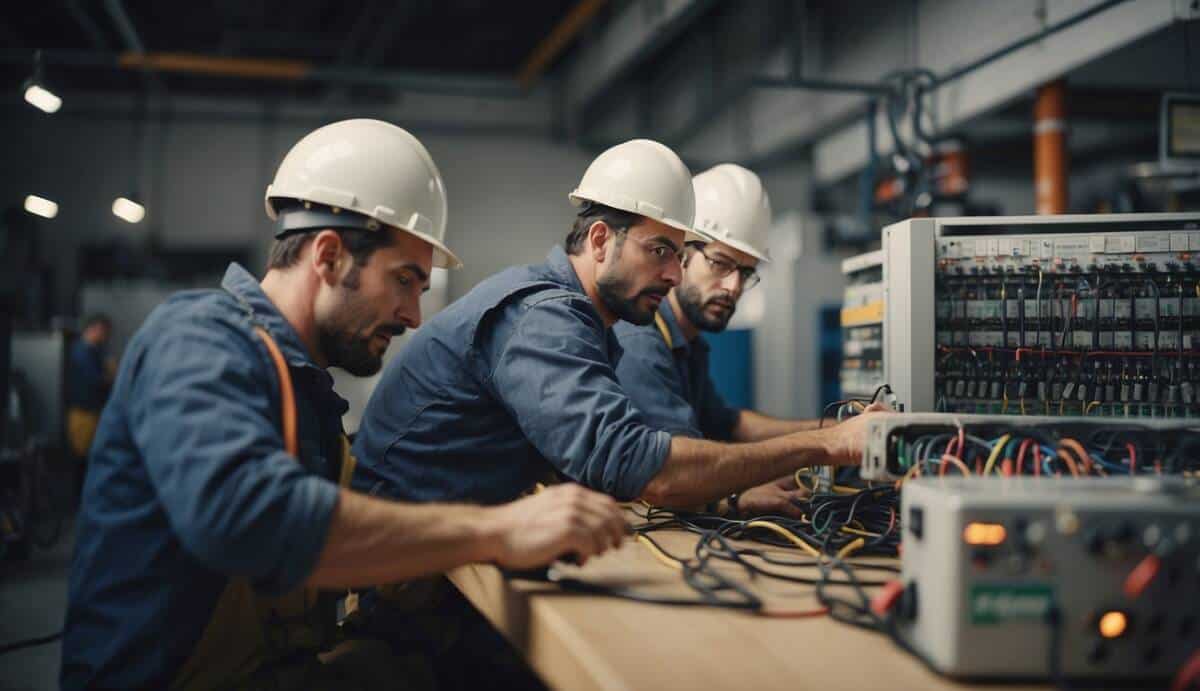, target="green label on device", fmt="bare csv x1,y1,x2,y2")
969,584,1054,625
